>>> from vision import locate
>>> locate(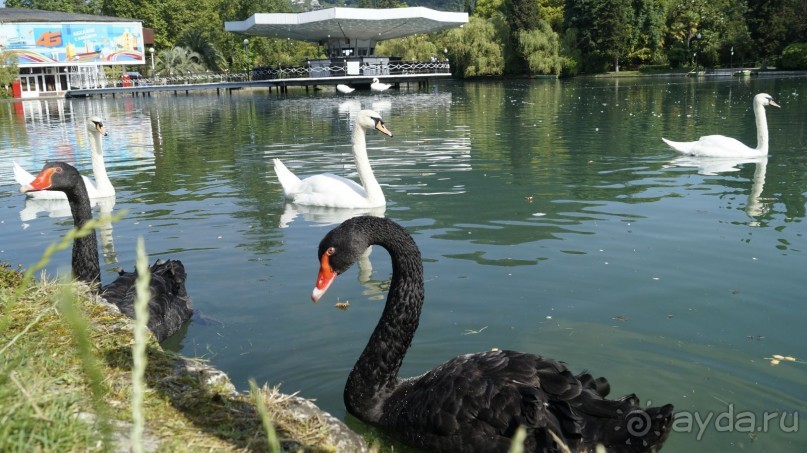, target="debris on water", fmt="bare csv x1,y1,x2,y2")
335,300,350,310
463,326,488,335
612,315,628,322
